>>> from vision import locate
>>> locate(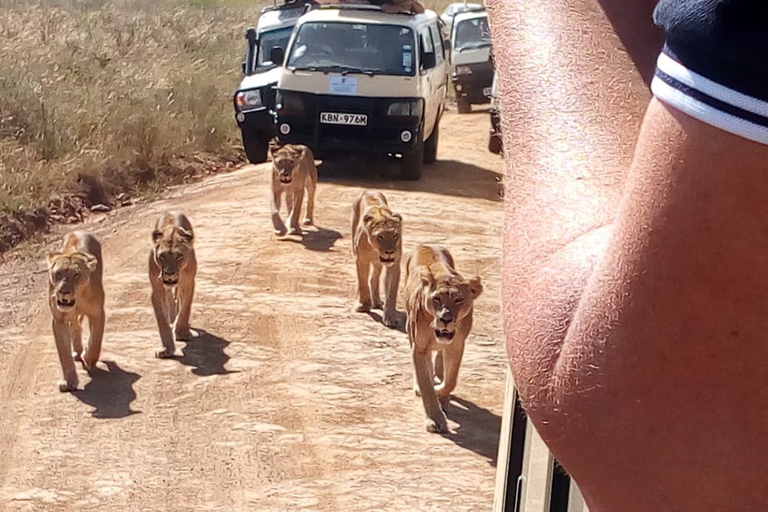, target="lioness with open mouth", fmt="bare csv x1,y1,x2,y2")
405,244,483,433
46,230,105,392
270,143,318,236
